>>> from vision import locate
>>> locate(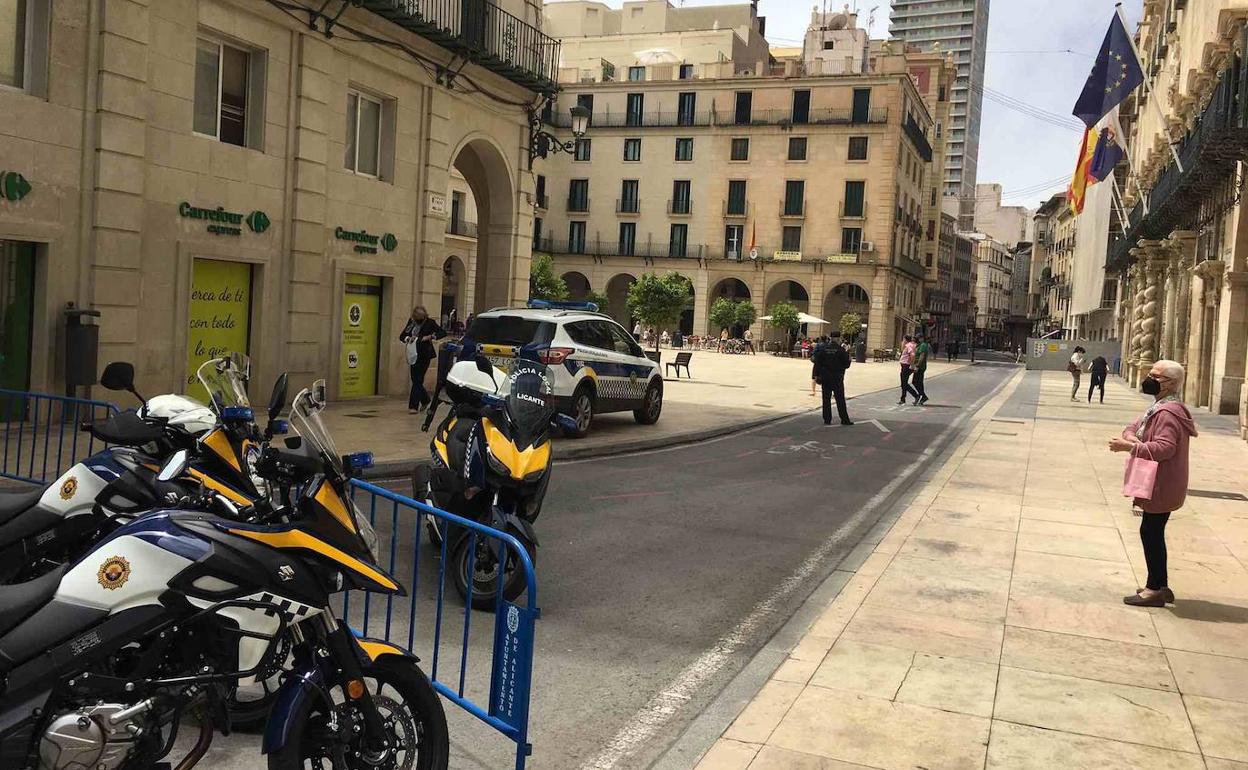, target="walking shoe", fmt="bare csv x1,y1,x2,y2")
898,398,906,405
1123,592,1166,607
841,420,854,426
1138,587,1176,604
919,395,929,405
